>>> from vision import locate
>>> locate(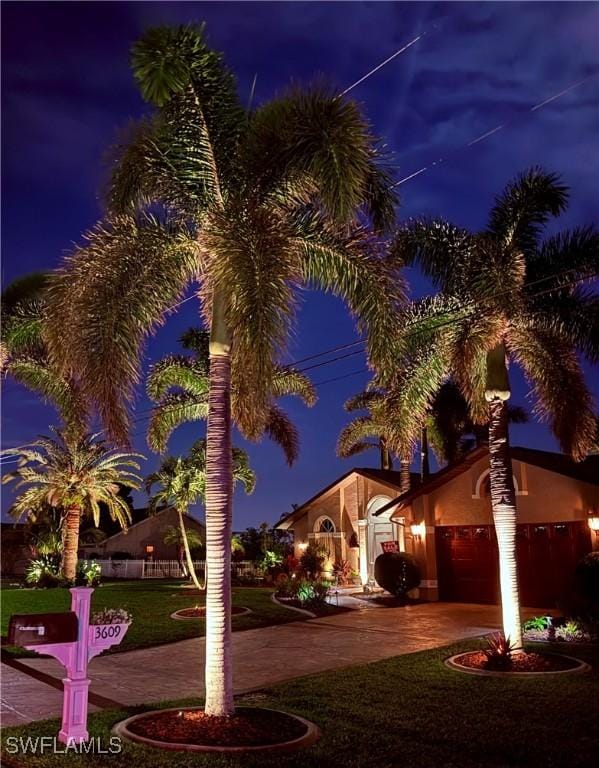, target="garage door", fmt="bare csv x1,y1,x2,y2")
436,522,591,607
